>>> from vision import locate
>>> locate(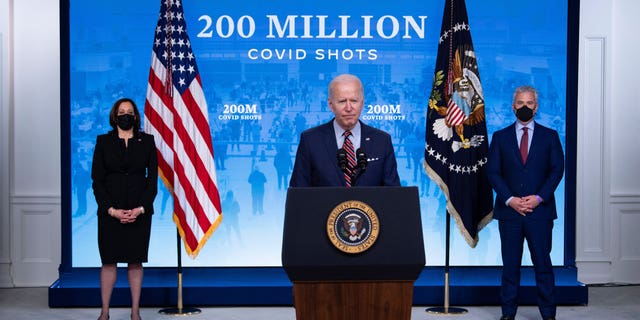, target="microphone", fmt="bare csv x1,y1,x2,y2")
351,148,367,186
337,148,347,171
356,148,367,171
